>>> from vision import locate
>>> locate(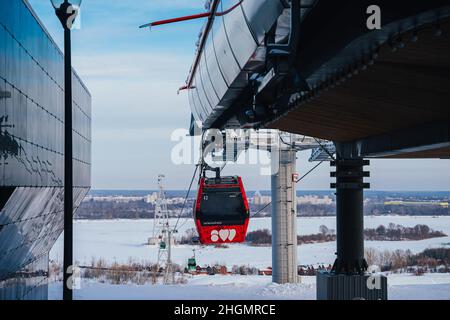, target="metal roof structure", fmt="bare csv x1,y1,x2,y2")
184,0,450,160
